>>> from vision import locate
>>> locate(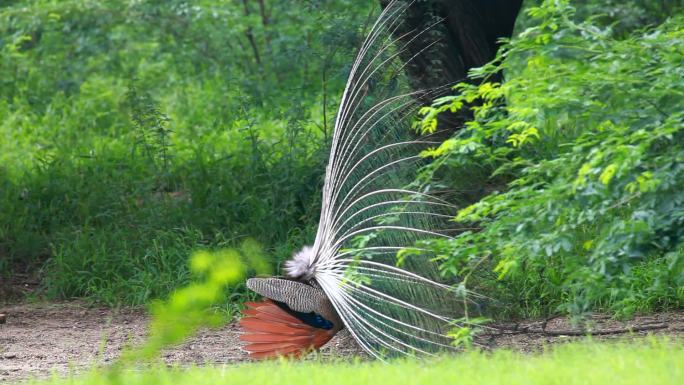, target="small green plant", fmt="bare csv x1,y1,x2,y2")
125,80,173,185
447,316,490,349
114,239,268,368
